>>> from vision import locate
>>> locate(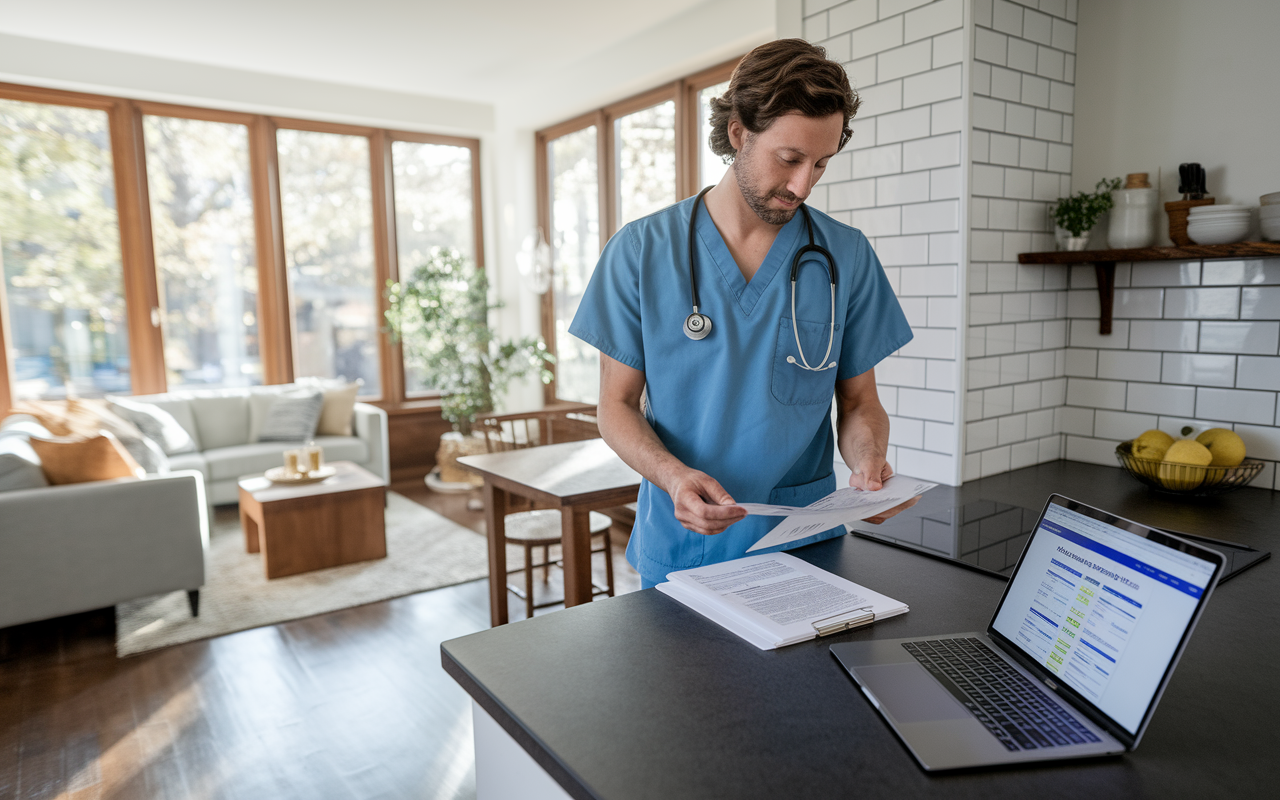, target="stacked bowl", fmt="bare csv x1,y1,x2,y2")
1186,204,1253,245
1262,192,1280,241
